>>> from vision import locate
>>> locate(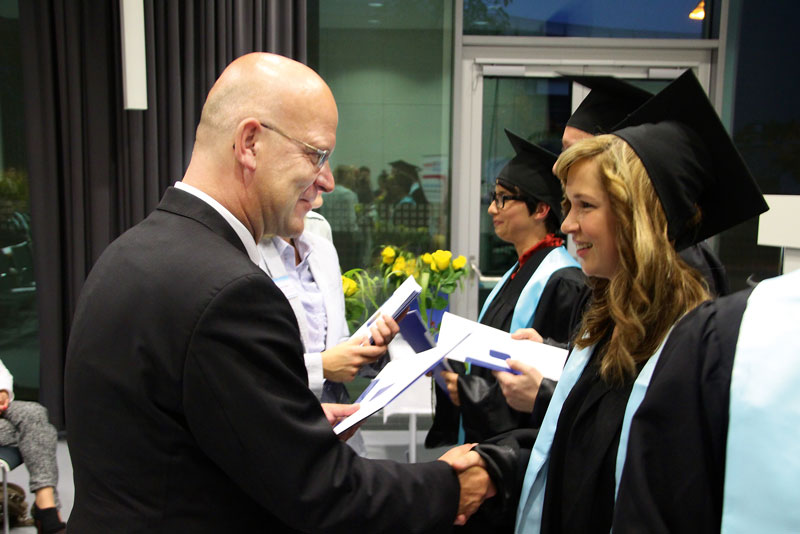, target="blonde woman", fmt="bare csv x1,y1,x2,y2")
455,71,767,533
